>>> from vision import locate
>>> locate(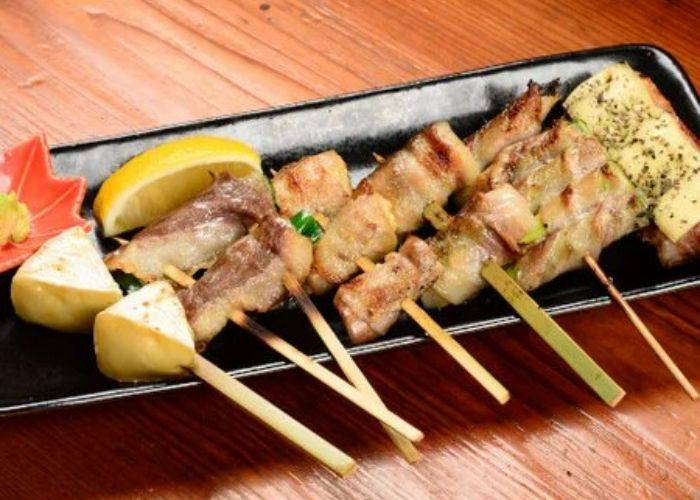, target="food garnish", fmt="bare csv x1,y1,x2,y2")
290,210,324,242
93,135,263,236
0,135,89,273
0,192,30,245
